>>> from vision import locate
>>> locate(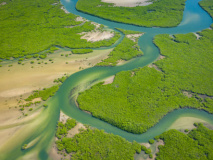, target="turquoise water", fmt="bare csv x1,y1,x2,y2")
59,0,213,142
0,0,212,159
